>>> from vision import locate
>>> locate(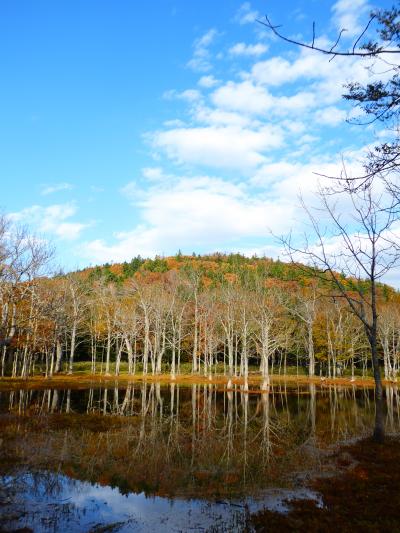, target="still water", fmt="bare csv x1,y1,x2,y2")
0,382,399,531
